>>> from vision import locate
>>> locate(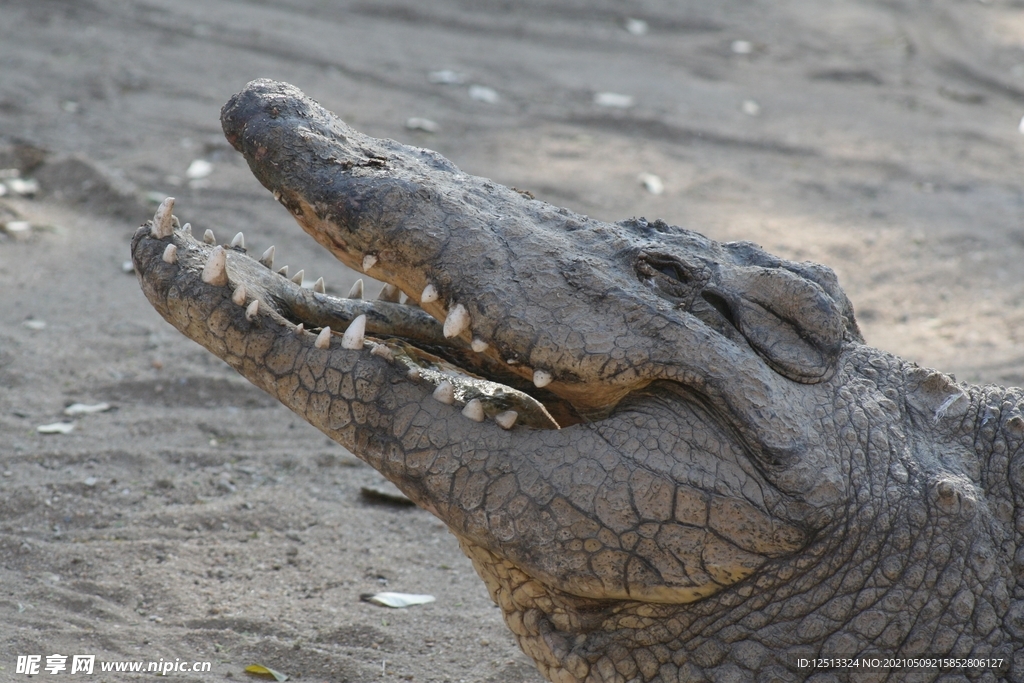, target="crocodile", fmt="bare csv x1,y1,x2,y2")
130,80,1024,682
